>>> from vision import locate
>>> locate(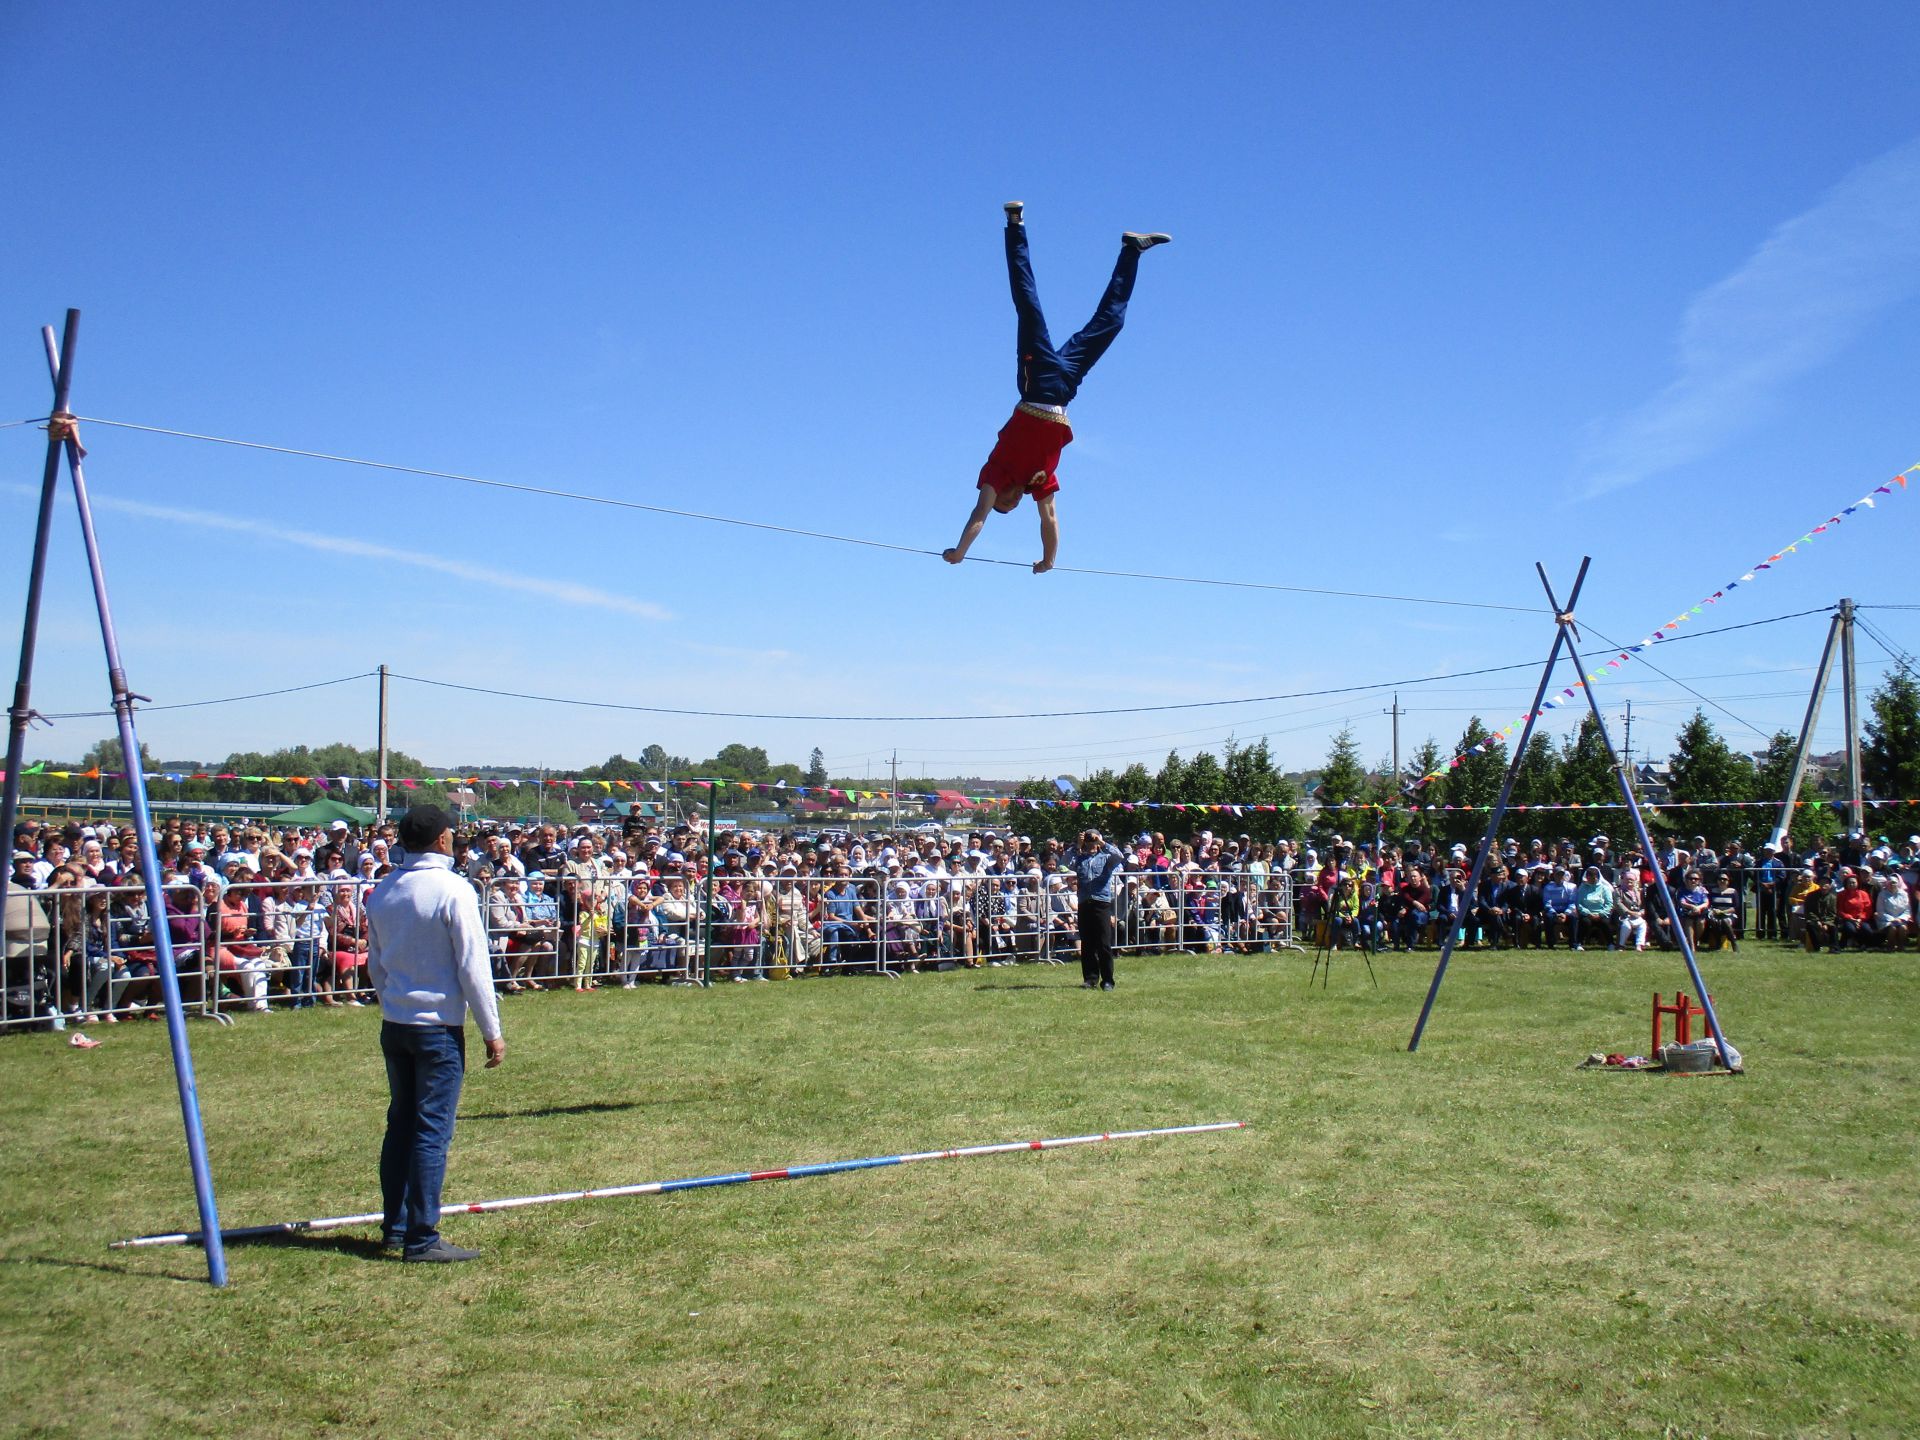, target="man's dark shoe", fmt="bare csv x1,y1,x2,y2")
1004,201,1024,224
403,1239,480,1264
1100,981,1115,990
1122,231,1171,251
1080,980,1097,989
